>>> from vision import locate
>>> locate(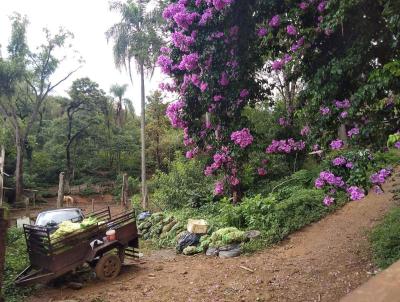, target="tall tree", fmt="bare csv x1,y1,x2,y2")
110,83,129,127
0,14,78,201
62,78,107,192
106,0,163,209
